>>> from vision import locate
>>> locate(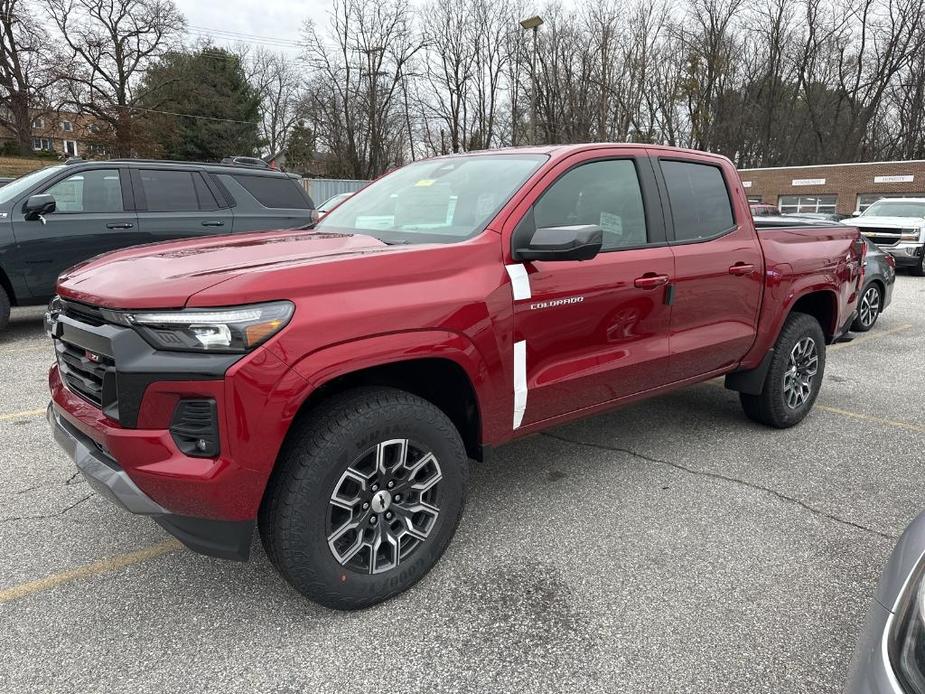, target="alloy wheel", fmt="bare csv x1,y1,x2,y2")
782,337,818,409
326,439,442,574
858,286,880,328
